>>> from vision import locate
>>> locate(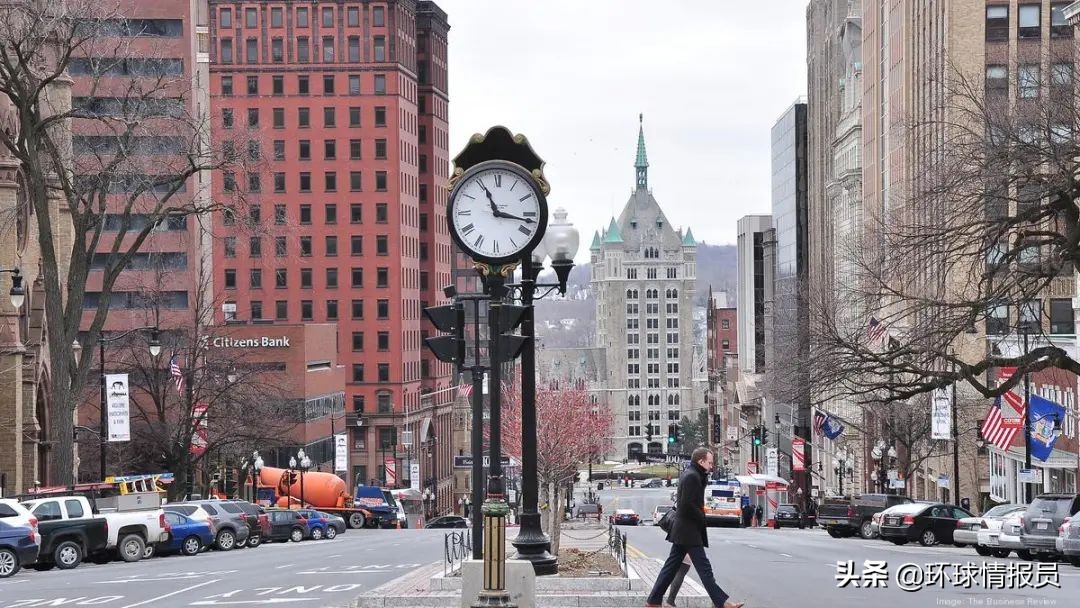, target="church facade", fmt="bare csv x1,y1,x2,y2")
590,117,699,462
